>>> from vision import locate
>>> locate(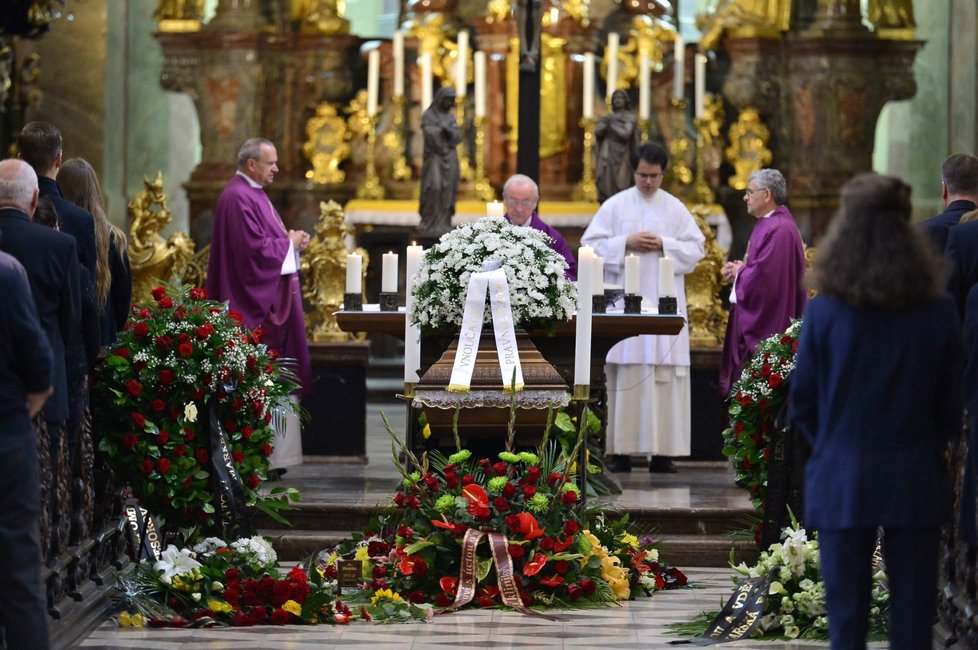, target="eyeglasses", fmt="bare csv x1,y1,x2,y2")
745,187,767,196
503,197,537,208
